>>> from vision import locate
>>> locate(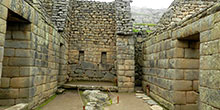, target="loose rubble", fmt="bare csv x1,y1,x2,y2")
83,90,111,110
135,91,164,110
